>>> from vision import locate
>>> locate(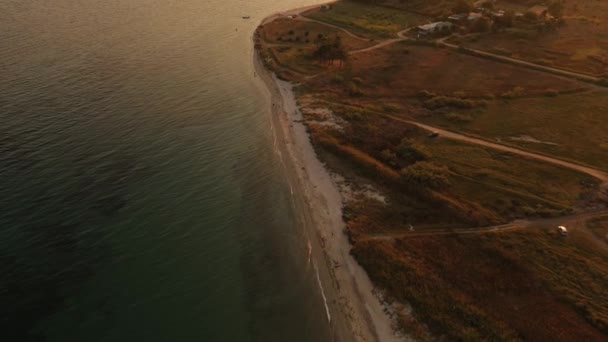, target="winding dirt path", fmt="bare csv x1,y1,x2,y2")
384,114,608,187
